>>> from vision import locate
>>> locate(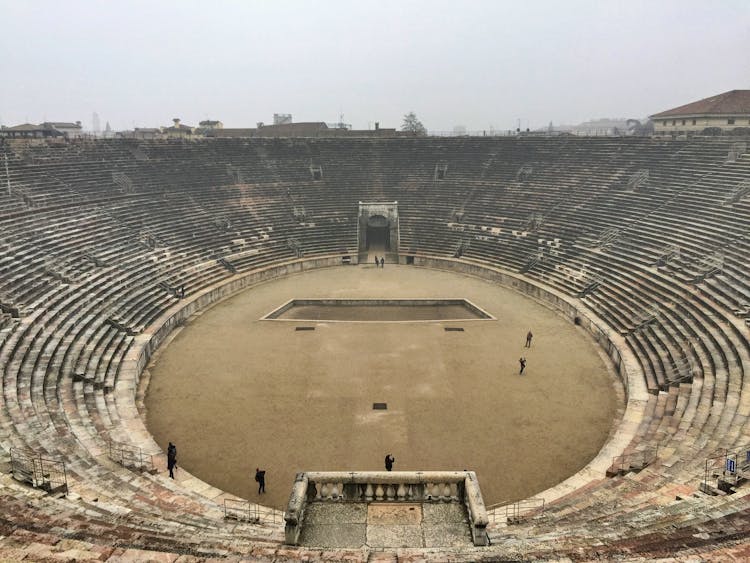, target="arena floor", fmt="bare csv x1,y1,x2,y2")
144,264,621,510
